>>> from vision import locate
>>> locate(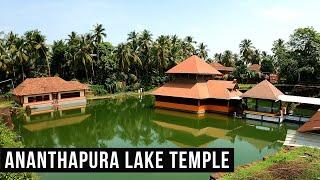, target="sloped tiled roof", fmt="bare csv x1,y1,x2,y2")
166,55,222,75
152,80,241,100
207,80,242,99
13,77,89,96
249,64,261,73
211,62,234,72
298,111,320,133
242,80,283,101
